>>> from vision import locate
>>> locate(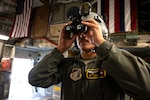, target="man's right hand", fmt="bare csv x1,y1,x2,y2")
57,22,78,53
